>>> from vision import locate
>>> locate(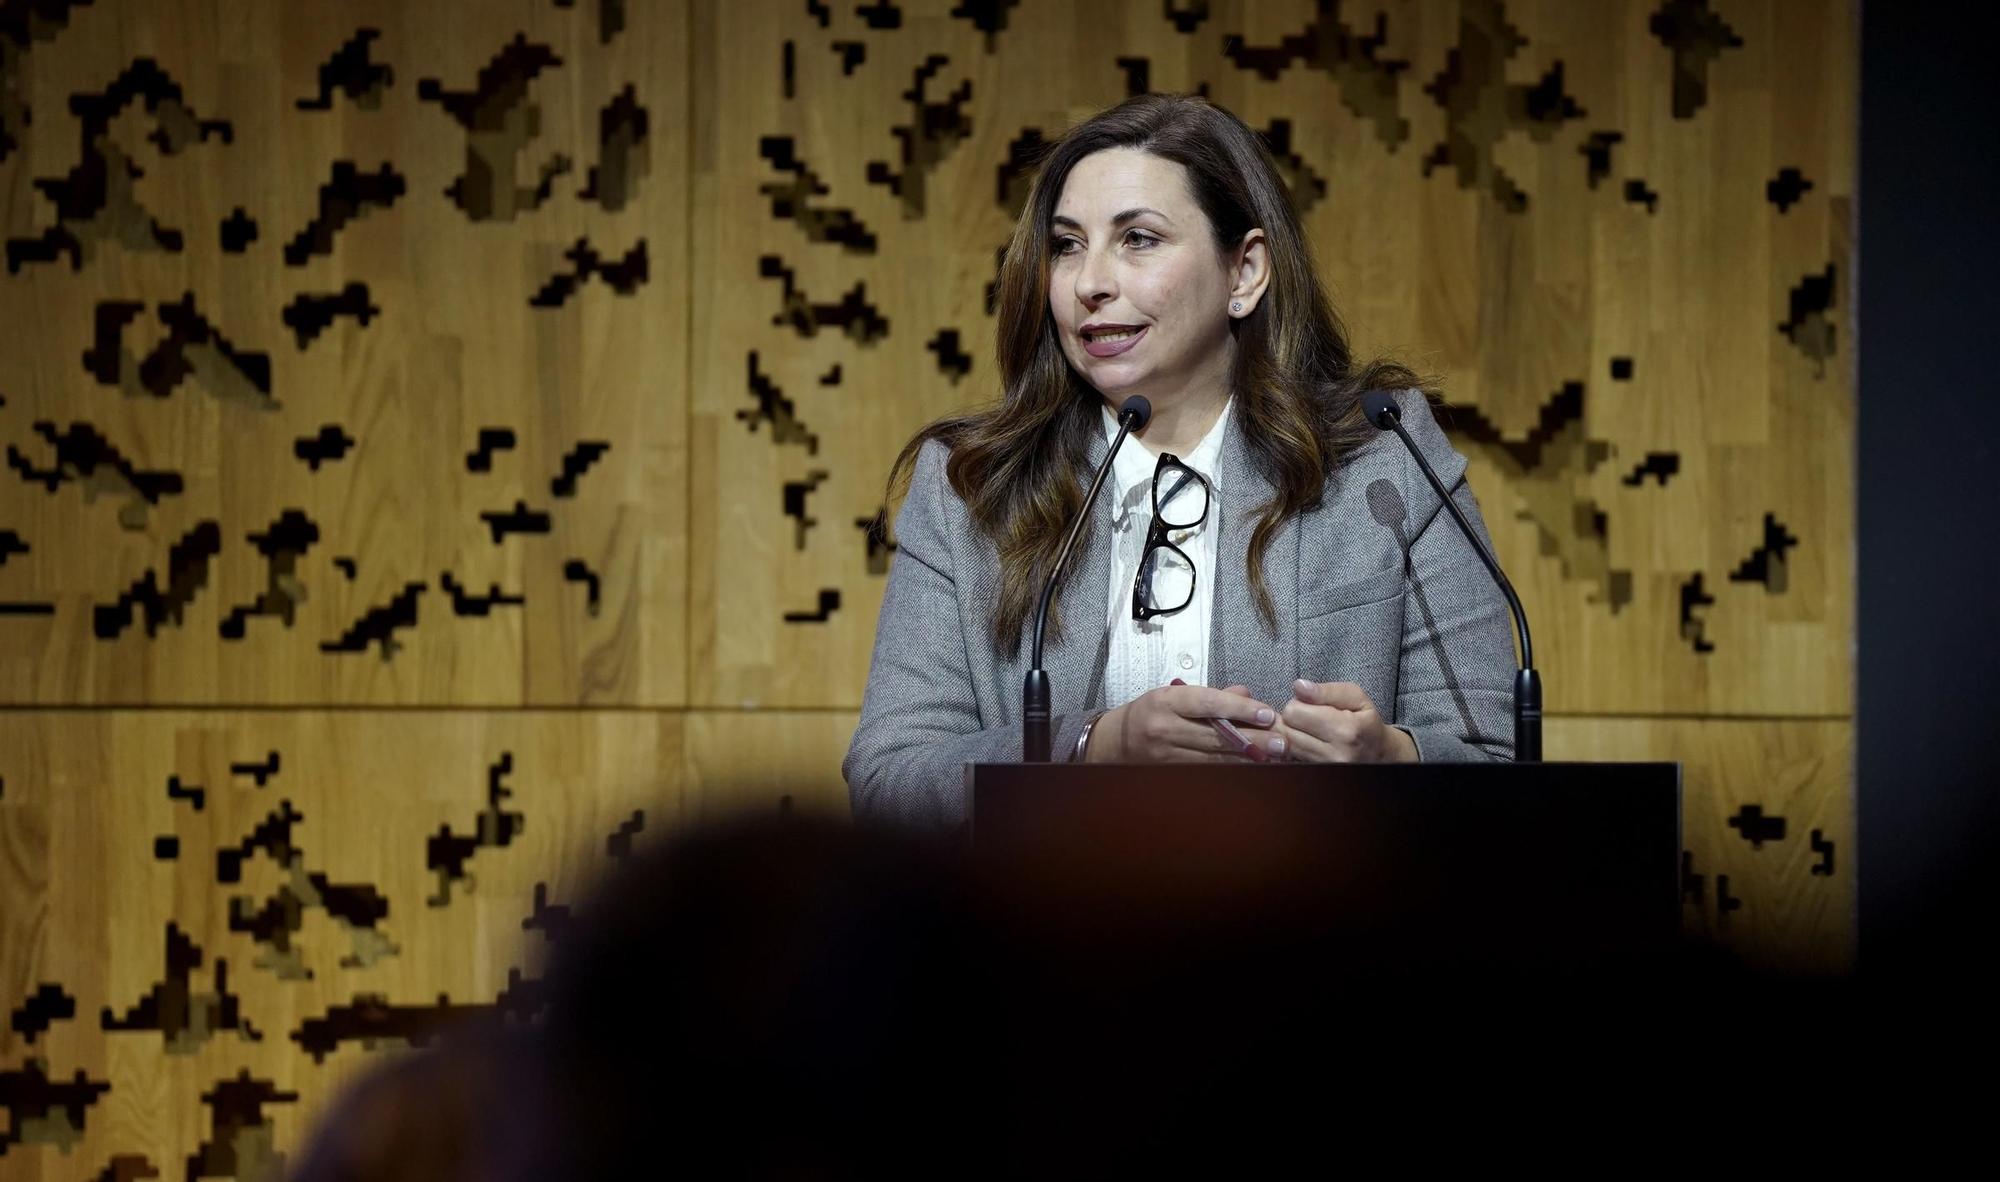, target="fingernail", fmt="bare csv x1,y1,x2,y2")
1268,736,1286,755
1294,678,1313,692
1256,708,1274,725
